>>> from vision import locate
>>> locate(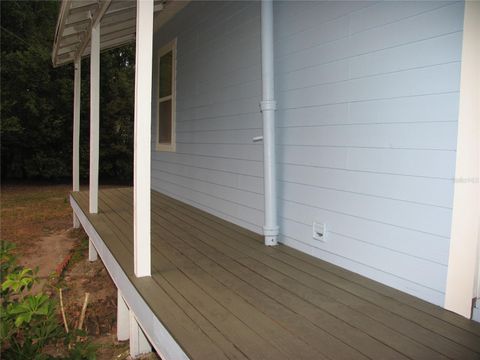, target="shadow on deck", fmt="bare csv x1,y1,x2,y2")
71,187,480,360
